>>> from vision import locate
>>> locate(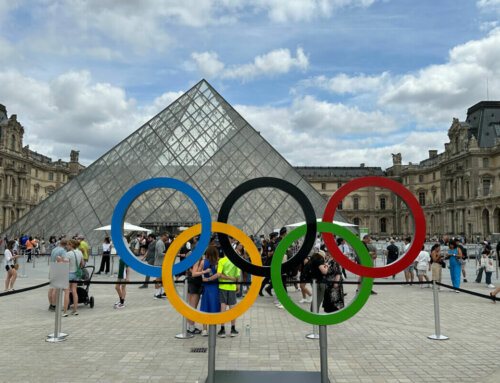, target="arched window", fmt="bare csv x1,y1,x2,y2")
380,218,387,233
353,217,360,226
10,135,15,150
